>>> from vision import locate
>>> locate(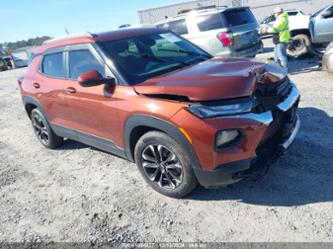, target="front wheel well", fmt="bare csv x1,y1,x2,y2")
25,103,37,119
129,126,163,162
290,29,311,38
124,115,201,170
